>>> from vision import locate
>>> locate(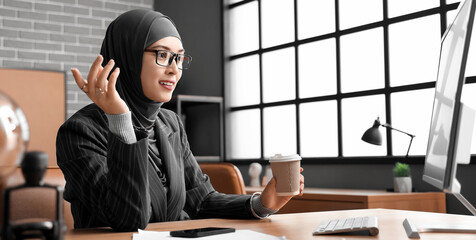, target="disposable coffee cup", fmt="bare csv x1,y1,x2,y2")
269,154,301,196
